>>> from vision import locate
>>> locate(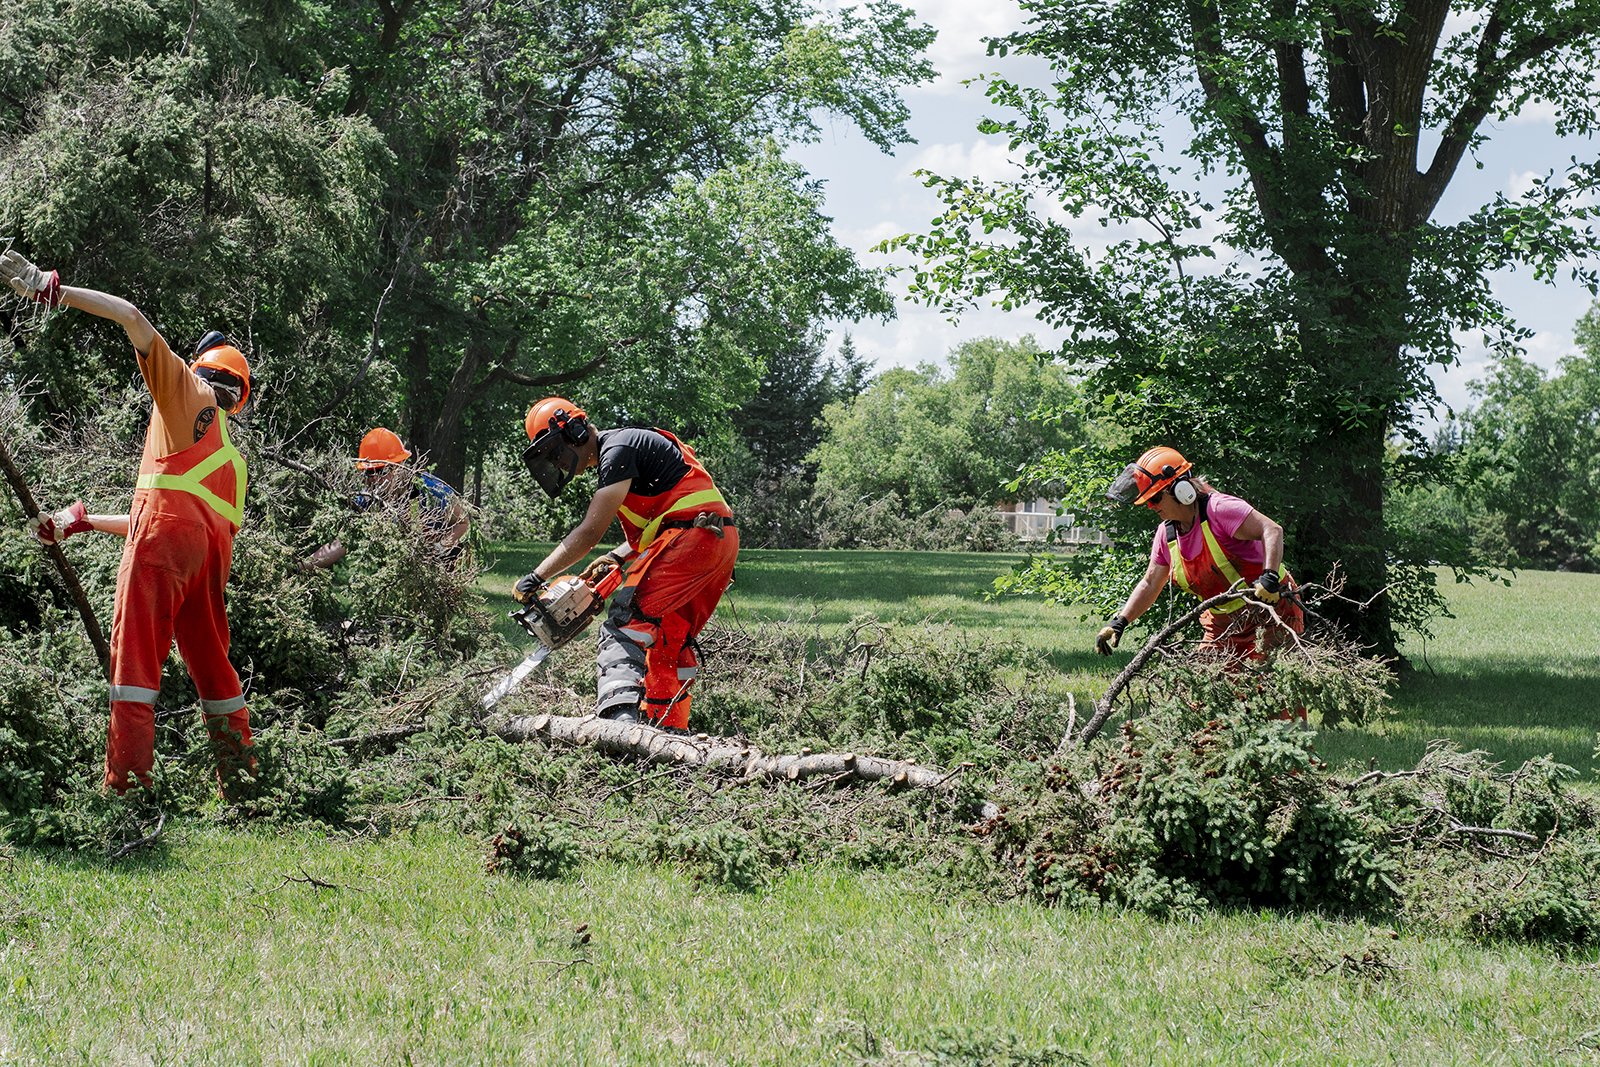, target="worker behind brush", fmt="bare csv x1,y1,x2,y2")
5,249,256,797
512,398,737,730
1095,446,1304,664
300,427,471,571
